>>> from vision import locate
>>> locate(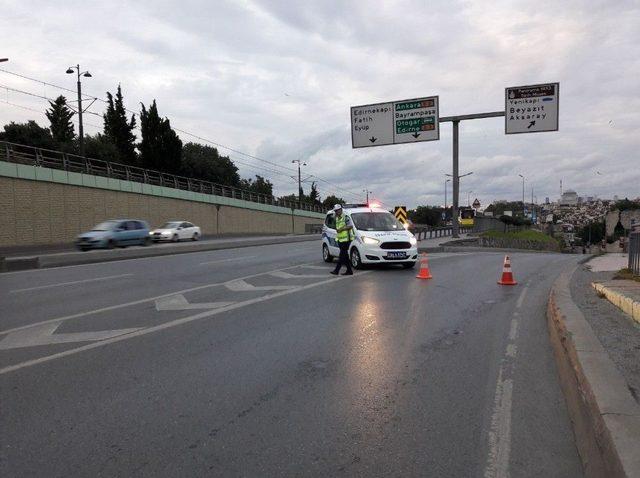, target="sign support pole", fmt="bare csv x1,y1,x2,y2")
452,120,460,238
439,111,505,238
